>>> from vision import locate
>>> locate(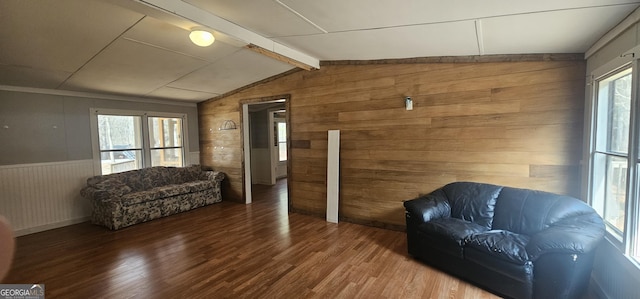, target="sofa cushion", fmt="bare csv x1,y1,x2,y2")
140,167,173,190
121,190,157,206
182,180,213,193
94,178,132,197
416,218,488,259
442,182,503,229
418,217,489,246
122,170,145,192
171,165,203,184
120,184,191,206
465,230,530,264
492,187,595,236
